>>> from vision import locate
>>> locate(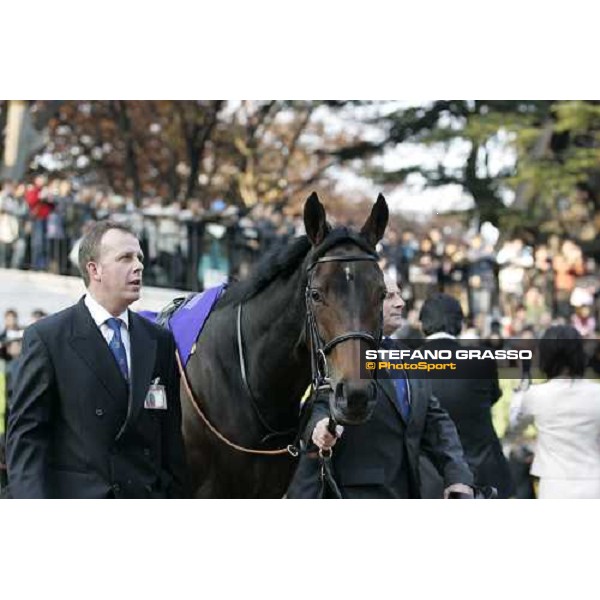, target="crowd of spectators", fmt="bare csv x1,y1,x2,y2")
378,224,599,343
0,175,302,291
1,173,599,342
